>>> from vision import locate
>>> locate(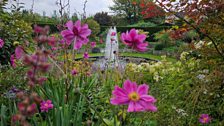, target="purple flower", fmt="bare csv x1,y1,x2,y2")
90,42,96,48
0,39,4,48
61,20,91,50
10,54,16,68
71,69,78,75
40,100,54,112
15,46,25,60
110,80,157,112
83,52,89,59
121,29,148,52
111,32,116,36
34,25,43,34
199,114,211,124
